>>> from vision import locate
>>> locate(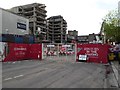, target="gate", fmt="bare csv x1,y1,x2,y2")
44,43,76,62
